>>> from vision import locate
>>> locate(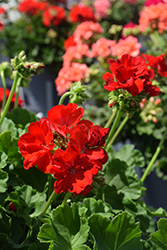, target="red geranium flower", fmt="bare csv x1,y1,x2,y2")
103,53,159,97
42,5,66,27
69,4,96,23
64,35,77,50
0,7,5,15
0,88,24,111
69,122,109,167
142,54,167,77
51,145,99,195
18,0,48,16
0,20,4,31
18,118,55,173
48,103,84,133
